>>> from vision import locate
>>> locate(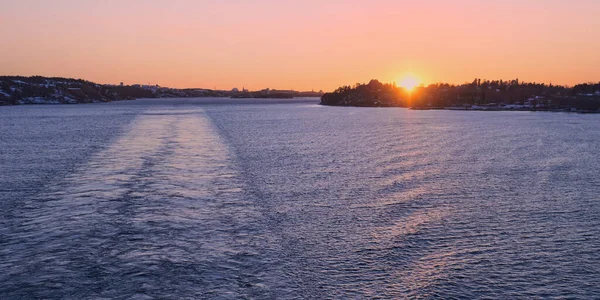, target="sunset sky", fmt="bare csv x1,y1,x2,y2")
1,0,599,91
